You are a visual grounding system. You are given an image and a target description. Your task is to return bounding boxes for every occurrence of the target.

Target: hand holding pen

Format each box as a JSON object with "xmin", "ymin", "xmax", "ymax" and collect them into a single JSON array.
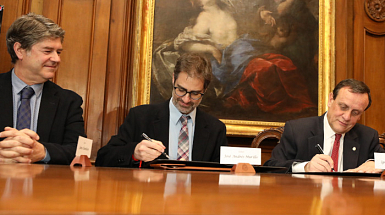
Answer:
[
  {"xmin": 313, "ymin": 144, "xmax": 335, "ymax": 172},
  {"xmin": 133, "ymin": 133, "xmax": 169, "ymax": 162},
  {"xmin": 141, "ymin": 133, "xmax": 170, "ymax": 159}
]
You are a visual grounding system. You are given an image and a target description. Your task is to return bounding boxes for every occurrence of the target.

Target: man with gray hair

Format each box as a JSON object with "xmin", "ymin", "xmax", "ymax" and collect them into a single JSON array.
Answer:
[{"xmin": 0, "ymin": 13, "xmax": 86, "ymax": 164}]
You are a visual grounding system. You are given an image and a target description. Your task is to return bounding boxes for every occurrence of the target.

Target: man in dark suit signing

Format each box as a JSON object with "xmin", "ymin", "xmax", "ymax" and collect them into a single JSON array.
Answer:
[
  {"xmin": 265, "ymin": 79, "xmax": 385, "ymax": 173},
  {"xmin": 96, "ymin": 52, "xmax": 227, "ymax": 167},
  {"xmin": 0, "ymin": 13, "xmax": 85, "ymax": 164}
]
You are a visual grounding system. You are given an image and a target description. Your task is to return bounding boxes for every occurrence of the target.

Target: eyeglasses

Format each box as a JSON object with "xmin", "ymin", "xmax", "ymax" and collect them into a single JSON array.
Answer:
[{"xmin": 173, "ymin": 86, "xmax": 204, "ymax": 100}]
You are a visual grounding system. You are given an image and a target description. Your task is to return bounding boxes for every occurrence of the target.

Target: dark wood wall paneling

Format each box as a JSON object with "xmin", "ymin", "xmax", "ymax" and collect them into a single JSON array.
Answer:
[
  {"xmin": 1, "ymin": 0, "xmax": 385, "ymax": 160},
  {"xmin": 336, "ymin": 0, "xmax": 385, "ymax": 134},
  {"xmin": 354, "ymin": 0, "xmax": 385, "ymax": 134}
]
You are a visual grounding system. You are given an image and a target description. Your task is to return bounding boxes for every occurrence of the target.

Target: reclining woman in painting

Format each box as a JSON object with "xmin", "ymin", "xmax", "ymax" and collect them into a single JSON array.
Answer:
[{"xmin": 152, "ymin": 0, "xmax": 317, "ymax": 119}]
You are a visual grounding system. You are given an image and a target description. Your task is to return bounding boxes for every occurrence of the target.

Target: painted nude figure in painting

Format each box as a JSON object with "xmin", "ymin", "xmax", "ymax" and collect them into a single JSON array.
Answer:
[{"xmin": 151, "ymin": 0, "xmax": 318, "ymax": 121}]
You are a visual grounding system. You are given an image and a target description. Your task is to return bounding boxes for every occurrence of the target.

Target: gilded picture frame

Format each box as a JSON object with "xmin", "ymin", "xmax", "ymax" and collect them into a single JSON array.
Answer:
[{"xmin": 131, "ymin": 0, "xmax": 335, "ymax": 136}]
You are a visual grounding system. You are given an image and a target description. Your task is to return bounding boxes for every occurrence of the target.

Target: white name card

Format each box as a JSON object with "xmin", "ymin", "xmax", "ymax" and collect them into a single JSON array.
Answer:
[
  {"xmin": 374, "ymin": 153, "xmax": 385, "ymax": 169},
  {"xmin": 220, "ymin": 146, "xmax": 261, "ymax": 165},
  {"xmin": 75, "ymin": 136, "xmax": 93, "ymax": 158}
]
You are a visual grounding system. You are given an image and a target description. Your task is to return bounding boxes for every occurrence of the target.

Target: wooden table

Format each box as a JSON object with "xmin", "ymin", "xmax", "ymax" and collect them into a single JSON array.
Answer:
[{"xmin": 0, "ymin": 164, "xmax": 384, "ymax": 214}]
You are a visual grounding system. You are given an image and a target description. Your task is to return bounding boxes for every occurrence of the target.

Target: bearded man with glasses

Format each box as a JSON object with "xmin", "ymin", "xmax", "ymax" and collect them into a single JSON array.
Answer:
[{"xmin": 96, "ymin": 53, "xmax": 228, "ymax": 167}]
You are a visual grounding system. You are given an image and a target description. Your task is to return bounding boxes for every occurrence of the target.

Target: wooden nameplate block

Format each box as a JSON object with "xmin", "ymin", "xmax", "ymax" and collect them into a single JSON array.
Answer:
[
  {"xmin": 70, "ymin": 155, "xmax": 92, "ymax": 167},
  {"xmin": 382, "ymin": 170, "xmax": 385, "ymax": 178},
  {"xmin": 231, "ymin": 163, "xmax": 256, "ymax": 174}
]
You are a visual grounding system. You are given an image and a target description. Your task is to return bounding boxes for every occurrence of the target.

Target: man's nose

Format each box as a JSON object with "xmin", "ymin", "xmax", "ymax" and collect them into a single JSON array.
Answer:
[
  {"xmin": 51, "ymin": 52, "xmax": 61, "ymax": 62},
  {"xmin": 181, "ymin": 93, "xmax": 192, "ymax": 103},
  {"xmin": 342, "ymin": 111, "xmax": 351, "ymax": 121}
]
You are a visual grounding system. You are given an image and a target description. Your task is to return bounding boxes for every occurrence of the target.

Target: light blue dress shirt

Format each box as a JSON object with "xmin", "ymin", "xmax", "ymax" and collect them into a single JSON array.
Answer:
[
  {"xmin": 168, "ymin": 98, "xmax": 196, "ymax": 161},
  {"xmin": 11, "ymin": 69, "xmax": 50, "ymax": 162}
]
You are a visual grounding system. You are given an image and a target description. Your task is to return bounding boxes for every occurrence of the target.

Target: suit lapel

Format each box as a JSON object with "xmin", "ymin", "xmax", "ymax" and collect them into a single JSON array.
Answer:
[
  {"xmin": 192, "ymin": 108, "xmax": 209, "ymax": 161},
  {"xmin": 342, "ymin": 130, "xmax": 359, "ymax": 170},
  {"xmin": 37, "ymin": 81, "xmax": 59, "ymax": 142},
  {"xmin": 0, "ymin": 71, "xmax": 14, "ymax": 130},
  {"xmin": 307, "ymin": 115, "xmax": 325, "ymax": 159},
  {"xmin": 153, "ymin": 101, "xmax": 170, "ymax": 153}
]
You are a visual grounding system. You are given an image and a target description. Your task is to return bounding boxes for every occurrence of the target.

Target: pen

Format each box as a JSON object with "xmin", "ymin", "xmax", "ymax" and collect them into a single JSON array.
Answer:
[
  {"xmin": 315, "ymin": 144, "xmax": 335, "ymax": 172},
  {"xmin": 142, "ymin": 133, "xmax": 170, "ymax": 159}
]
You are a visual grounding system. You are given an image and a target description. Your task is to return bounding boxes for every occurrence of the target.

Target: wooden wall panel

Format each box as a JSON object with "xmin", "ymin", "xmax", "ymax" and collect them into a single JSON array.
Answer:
[
  {"xmin": 363, "ymin": 33, "xmax": 385, "ymax": 133},
  {"xmin": 102, "ymin": 0, "xmax": 128, "ymax": 148},
  {"xmin": 353, "ymin": 0, "xmax": 385, "ymax": 134},
  {"xmin": 0, "ymin": 0, "xmax": 25, "ymax": 73},
  {"xmin": 335, "ymin": 0, "xmax": 354, "ymax": 82},
  {"xmin": 101, "ymin": 0, "xmax": 135, "ymax": 148},
  {"xmin": 55, "ymin": 0, "xmax": 93, "ymax": 99},
  {"xmin": 85, "ymin": 0, "xmax": 111, "ymax": 160},
  {"xmin": 40, "ymin": 0, "xmax": 60, "ymax": 23}
]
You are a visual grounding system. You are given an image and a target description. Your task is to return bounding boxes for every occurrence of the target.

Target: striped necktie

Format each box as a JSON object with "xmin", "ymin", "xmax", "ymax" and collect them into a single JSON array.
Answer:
[{"xmin": 177, "ymin": 115, "xmax": 190, "ymax": 161}]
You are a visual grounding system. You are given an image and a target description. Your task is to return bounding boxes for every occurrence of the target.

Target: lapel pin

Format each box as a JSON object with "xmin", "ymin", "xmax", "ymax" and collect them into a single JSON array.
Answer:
[{"xmin": 352, "ymin": 147, "xmax": 356, "ymax": 151}]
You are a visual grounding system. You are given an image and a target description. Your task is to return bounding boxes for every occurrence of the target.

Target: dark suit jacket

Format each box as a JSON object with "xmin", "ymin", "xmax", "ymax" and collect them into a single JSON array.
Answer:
[
  {"xmin": 95, "ymin": 100, "xmax": 228, "ymax": 167},
  {"xmin": 264, "ymin": 114, "xmax": 385, "ymax": 171},
  {"xmin": 0, "ymin": 70, "xmax": 86, "ymax": 164}
]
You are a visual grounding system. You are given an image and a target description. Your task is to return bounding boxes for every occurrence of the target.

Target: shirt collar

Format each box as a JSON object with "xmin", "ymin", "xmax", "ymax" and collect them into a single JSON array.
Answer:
[
  {"xmin": 169, "ymin": 98, "xmax": 196, "ymax": 125},
  {"xmin": 12, "ymin": 69, "xmax": 44, "ymax": 97}
]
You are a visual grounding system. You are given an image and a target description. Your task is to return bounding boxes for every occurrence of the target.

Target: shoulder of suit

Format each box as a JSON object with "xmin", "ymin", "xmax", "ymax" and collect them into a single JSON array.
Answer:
[
  {"xmin": 196, "ymin": 107, "xmax": 225, "ymax": 126},
  {"xmin": 0, "ymin": 70, "xmax": 12, "ymax": 79},
  {"xmin": 130, "ymin": 101, "xmax": 167, "ymax": 113},
  {"xmin": 285, "ymin": 115, "xmax": 320, "ymax": 129},
  {"xmin": 44, "ymin": 80, "xmax": 82, "ymax": 100},
  {"xmin": 351, "ymin": 123, "xmax": 378, "ymax": 134}
]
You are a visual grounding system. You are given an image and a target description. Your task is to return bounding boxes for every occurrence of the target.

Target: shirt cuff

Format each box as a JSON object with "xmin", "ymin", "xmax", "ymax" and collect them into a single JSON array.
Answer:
[
  {"xmin": 292, "ymin": 161, "xmax": 308, "ymax": 172},
  {"xmin": 40, "ymin": 148, "xmax": 51, "ymax": 163}
]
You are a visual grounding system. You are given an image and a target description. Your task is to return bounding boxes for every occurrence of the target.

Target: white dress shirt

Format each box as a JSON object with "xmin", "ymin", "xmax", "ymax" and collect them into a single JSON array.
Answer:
[
  {"xmin": 168, "ymin": 98, "xmax": 196, "ymax": 161},
  {"xmin": 292, "ymin": 113, "xmax": 345, "ymax": 172}
]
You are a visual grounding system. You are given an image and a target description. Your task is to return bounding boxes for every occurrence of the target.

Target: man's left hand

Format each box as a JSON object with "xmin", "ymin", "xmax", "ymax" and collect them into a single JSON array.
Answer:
[
  {"xmin": 0, "ymin": 127, "xmax": 46, "ymax": 163},
  {"xmin": 345, "ymin": 161, "xmax": 383, "ymax": 173}
]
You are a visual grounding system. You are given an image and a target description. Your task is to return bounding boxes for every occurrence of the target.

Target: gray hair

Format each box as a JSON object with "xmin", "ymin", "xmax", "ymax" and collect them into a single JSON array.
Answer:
[{"xmin": 6, "ymin": 13, "xmax": 65, "ymax": 63}]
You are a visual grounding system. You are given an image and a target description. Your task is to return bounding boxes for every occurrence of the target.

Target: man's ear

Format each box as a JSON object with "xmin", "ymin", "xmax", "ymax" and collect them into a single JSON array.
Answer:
[
  {"xmin": 172, "ymin": 73, "xmax": 175, "ymax": 85},
  {"xmin": 13, "ymin": 42, "xmax": 24, "ymax": 60}
]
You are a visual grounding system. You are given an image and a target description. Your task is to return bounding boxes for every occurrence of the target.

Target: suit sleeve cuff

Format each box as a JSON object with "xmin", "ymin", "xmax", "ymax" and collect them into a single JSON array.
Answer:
[{"xmin": 132, "ymin": 155, "xmax": 142, "ymax": 168}]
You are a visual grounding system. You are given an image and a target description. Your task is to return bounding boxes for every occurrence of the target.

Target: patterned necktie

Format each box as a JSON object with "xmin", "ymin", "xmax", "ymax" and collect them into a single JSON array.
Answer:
[
  {"xmin": 16, "ymin": 86, "xmax": 35, "ymax": 130},
  {"xmin": 177, "ymin": 115, "xmax": 189, "ymax": 161},
  {"xmin": 331, "ymin": 134, "xmax": 342, "ymax": 172}
]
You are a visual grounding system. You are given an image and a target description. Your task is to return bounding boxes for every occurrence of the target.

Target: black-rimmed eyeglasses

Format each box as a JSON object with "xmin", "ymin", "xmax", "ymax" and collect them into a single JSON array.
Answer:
[{"xmin": 173, "ymin": 86, "xmax": 204, "ymax": 100}]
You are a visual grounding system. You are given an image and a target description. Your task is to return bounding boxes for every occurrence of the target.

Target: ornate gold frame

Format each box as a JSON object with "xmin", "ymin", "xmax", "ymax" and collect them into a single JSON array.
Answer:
[{"xmin": 131, "ymin": 0, "xmax": 335, "ymax": 136}]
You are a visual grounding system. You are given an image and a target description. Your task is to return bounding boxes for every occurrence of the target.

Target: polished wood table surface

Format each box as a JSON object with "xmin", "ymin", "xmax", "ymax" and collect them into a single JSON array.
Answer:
[{"xmin": 0, "ymin": 164, "xmax": 384, "ymax": 215}]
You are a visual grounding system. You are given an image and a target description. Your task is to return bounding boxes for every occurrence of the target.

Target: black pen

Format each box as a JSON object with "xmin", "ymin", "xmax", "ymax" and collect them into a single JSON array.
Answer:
[
  {"xmin": 315, "ymin": 144, "xmax": 335, "ymax": 172},
  {"xmin": 141, "ymin": 133, "xmax": 170, "ymax": 159}
]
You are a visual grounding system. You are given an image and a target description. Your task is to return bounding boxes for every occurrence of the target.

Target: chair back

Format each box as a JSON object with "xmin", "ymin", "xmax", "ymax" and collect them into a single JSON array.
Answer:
[{"xmin": 251, "ymin": 127, "xmax": 284, "ymax": 165}]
